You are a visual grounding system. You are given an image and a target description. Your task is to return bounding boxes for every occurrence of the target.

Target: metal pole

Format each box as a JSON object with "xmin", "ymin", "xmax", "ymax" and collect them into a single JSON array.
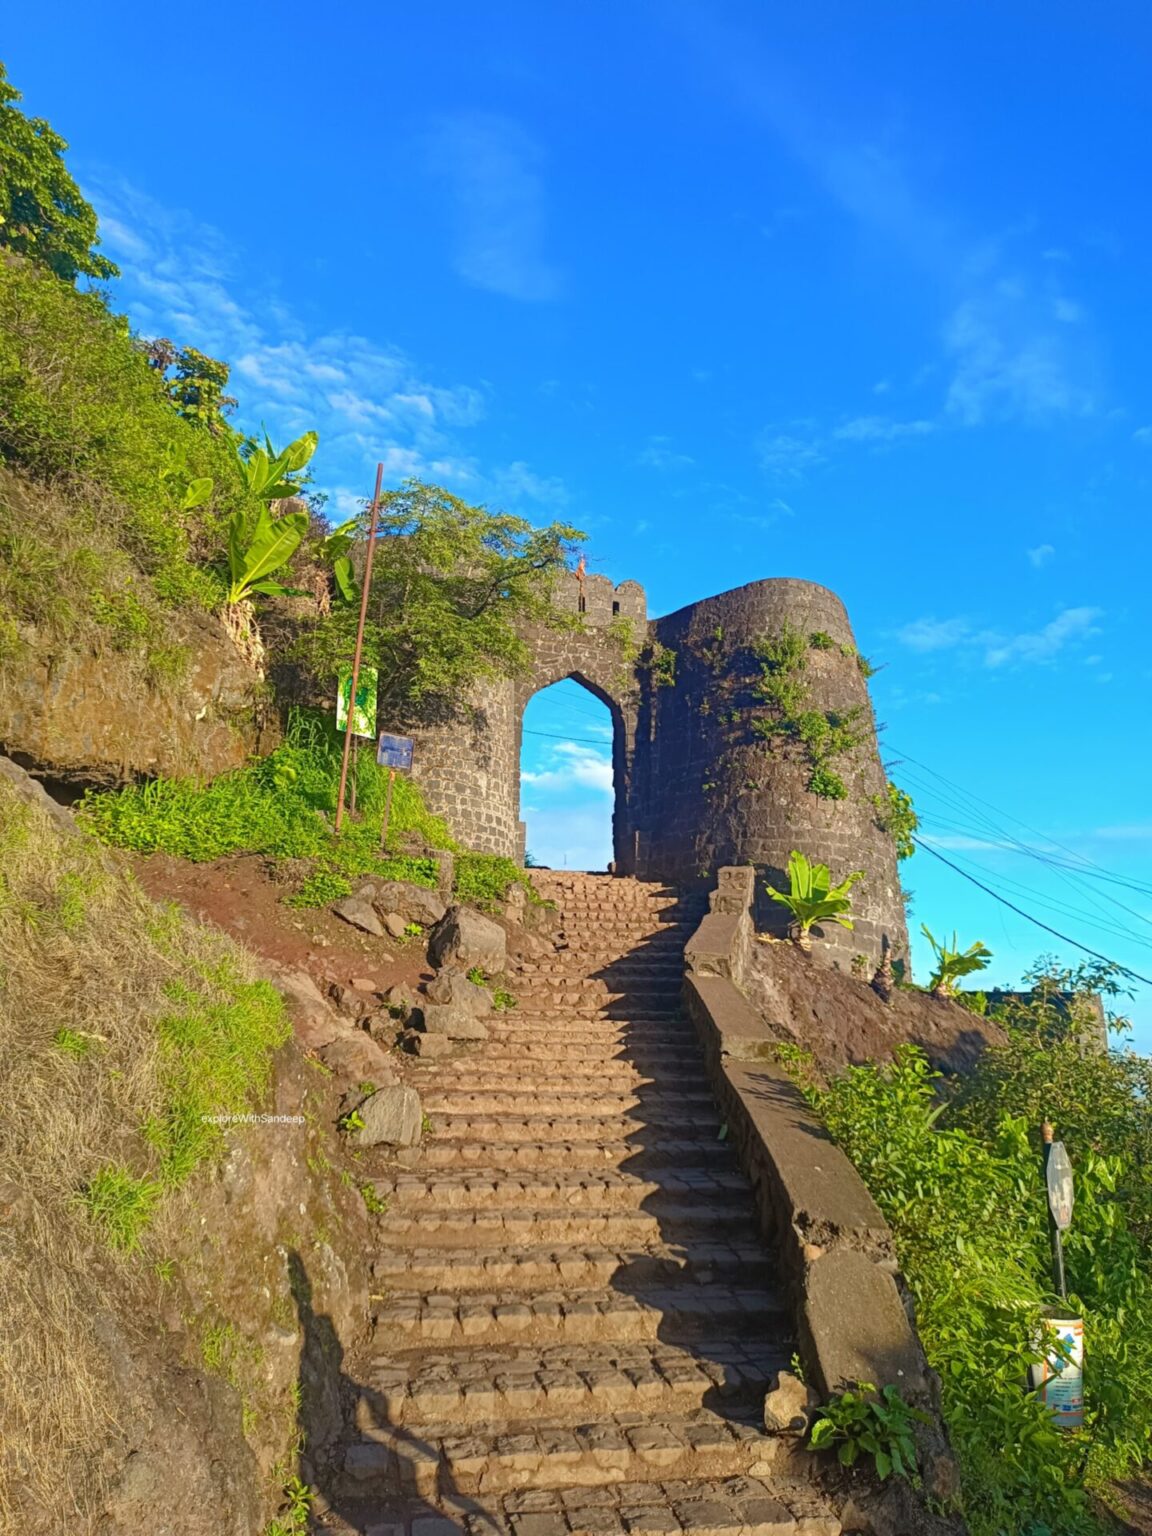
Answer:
[
  {"xmin": 335, "ymin": 462, "xmax": 384, "ymax": 832},
  {"xmin": 1042, "ymin": 1121, "xmax": 1068, "ymax": 1299},
  {"xmin": 380, "ymin": 768, "xmax": 396, "ymax": 851}
]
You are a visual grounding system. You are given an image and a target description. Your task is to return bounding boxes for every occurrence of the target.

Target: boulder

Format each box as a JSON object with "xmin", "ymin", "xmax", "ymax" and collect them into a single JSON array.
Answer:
[
  {"xmin": 383, "ymin": 983, "xmax": 417, "ymax": 1018},
  {"xmin": 319, "ymin": 1030, "xmax": 396, "ymax": 1088},
  {"xmin": 382, "ymin": 912, "xmax": 407, "ymax": 940},
  {"xmin": 331, "ymin": 897, "xmax": 386, "ymax": 937},
  {"xmin": 354, "ymin": 1084, "xmax": 422, "ymax": 1148},
  {"xmin": 427, "ymin": 906, "xmax": 507, "ymax": 976},
  {"xmin": 404, "ymin": 1028, "xmax": 454, "ymax": 1058},
  {"xmin": 356, "ymin": 880, "xmax": 446, "ymax": 927},
  {"xmin": 762, "ymin": 1370, "xmax": 818, "ymax": 1433},
  {"xmin": 272, "ymin": 967, "xmax": 341, "ymax": 1051},
  {"xmin": 417, "ymin": 1001, "xmax": 490, "ymax": 1041},
  {"xmin": 424, "ymin": 966, "xmax": 492, "ymax": 1014}
]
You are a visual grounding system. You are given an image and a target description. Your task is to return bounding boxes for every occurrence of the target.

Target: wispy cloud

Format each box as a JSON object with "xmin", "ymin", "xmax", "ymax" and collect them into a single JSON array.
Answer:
[
  {"xmin": 832, "ymin": 415, "xmax": 936, "ymax": 444},
  {"xmin": 944, "ymin": 285, "xmax": 1097, "ymax": 426},
  {"xmin": 895, "ymin": 617, "xmax": 973, "ymax": 653},
  {"xmin": 1027, "ymin": 543, "xmax": 1056, "ymax": 568},
  {"xmin": 896, "ymin": 606, "xmax": 1103, "ymax": 668},
  {"xmin": 757, "ymin": 429, "xmax": 824, "ymax": 480},
  {"xmin": 983, "ymin": 606, "xmax": 1102, "ymax": 668},
  {"xmin": 88, "ymin": 174, "xmax": 561, "ymax": 511},
  {"xmin": 522, "ymin": 742, "xmax": 613, "ymax": 795},
  {"xmin": 637, "ymin": 435, "xmax": 694, "ymax": 471},
  {"xmin": 1134, "ymin": 426, "xmax": 1152, "ymax": 445},
  {"xmin": 424, "ymin": 113, "xmax": 562, "ymax": 302}
]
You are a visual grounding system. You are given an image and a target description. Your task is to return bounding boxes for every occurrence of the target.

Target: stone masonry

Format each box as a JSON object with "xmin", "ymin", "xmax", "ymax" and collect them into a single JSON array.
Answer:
[
  {"xmin": 330, "ymin": 873, "xmax": 843, "ymax": 1535},
  {"xmin": 406, "ymin": 573, "xmax": 907, "ymax": 971}
]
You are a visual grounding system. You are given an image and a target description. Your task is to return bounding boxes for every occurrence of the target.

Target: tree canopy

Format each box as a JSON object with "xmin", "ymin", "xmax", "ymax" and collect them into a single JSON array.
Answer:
[
  {"xmin": 293, "ymin": 480, "xmax": 584, "ymax": 717},
  {"xmin": 0, "ymin": 61, "xmax": 118, "ymax": 283}
]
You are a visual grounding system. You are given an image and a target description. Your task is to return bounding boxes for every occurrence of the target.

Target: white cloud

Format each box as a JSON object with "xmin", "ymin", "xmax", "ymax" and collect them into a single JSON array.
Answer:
[
  {"xmin": 1054, "ymin": 298, "xmax": 1083, "ymax": 323},
  {"xmin": 490, "ymin": 460, "xmax": 569, "ymax": 508},
  {"xmin": 983, "ymin": 606, "xmax": 1102, "ymax": 668},
  {"xmin": 521, "ymin": 742, "xmax": 613, "ymax": 795},
  {"xmin": 1027, "ymin": 543, "xmax": 1056, "ymax": 568},
  {"xmin": 1133, "ymin": 426, "xmax": 1152, "ymax": 444},
  {"xmin": 637, "ymin": 435, "xmax": 694, "ymax": 471},
  {"xmin": 424, "ymin": 113, "xmax": 563, "ymax": 302},
  {"xmin": 896, "ymin": 617, "xmax": 972, "ymax": 652},
  {"xmin": 86, "ymin": 174, "xmax": 560, "ymax": 513},
  {"xmin": 897, "ymin": 606, "xmax": 1104, "ymax": 669},
  {"xmin": 1092, "ymin": 824, "xmax": 1152, "ymax": 841},
  {"xmin": 757, "ymin": 430, "xmax": 824, "ymax": 479},
  {"xmin": 943, "ymin": 286, "xmax": 1096, "ymax": 426},
  {"xmin": 832, "ymin": 415, "xmax": 936, "ymax": 444}
]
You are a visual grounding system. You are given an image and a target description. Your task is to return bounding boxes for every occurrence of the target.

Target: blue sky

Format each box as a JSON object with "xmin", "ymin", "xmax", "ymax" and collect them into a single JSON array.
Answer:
[{"xmin": 7, "ymin": 2, "xmax": 1152, "ymax": 1041}]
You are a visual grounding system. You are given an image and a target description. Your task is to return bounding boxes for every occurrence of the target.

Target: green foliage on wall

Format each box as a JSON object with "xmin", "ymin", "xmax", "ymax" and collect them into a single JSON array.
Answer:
[
  {"xmin": 784, "ymin": 964, "xmax": 1152, "ymax": 1536},
  {"xmin": 749, "ymin": 623, "xmax": 868, "ymax": 800},
  {"xmin": 872, "ymin": 780, "xmax": 919, "ymax": 859}
]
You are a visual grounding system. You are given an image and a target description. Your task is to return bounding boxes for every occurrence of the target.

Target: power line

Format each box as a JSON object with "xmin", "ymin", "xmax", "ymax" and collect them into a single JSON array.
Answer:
[
  {"xmin": 911, "ymin": 835, "xmax": 1152, "ymax": 987},
  {"xmin": 523, "ymin": 729, "xmax": 612, "ymax": 746}
]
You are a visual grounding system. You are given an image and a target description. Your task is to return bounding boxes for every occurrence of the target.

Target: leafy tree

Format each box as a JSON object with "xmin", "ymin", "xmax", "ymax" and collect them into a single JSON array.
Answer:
[
  {"xmin": 0, "ymin": 61, "xmax": 118, "ymax": 283},
  {"xmin": 765, "ymin": 849, "xmax": 863, "ymax": 950},
  {"xmin": 292, "ymin": 479, "xmax": 583, "ymax": 719},
  {"xmin": 143, "ymin": 338, "xmax": 237, "ymax": 434}
]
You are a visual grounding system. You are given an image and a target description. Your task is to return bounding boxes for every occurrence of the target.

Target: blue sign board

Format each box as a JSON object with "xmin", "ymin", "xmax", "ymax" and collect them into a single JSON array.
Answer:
[{"xmin": 376, "ymin": 733, "xmax": 414, "ymax": 771}]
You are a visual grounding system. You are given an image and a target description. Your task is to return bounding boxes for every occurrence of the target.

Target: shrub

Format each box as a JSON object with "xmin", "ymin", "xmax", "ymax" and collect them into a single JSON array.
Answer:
[
  {"xmin": 785, "ymin": 977, "xmax": 1152, "ymax": 1536},
  {"xmin": 0, "ymin": 253, "xmax": 244, "ymax": 606}
]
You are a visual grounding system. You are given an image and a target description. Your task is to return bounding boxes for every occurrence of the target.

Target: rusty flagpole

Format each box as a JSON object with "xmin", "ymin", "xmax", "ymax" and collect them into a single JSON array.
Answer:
[{"xmin": 334, "ymin": 462, "xmax": 385, "ymax": 832}]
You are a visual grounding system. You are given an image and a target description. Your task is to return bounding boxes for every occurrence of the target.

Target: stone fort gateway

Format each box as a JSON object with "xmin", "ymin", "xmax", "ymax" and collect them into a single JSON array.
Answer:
[{"xmin": 407, "ymin": 570, "xmax": 909, "ymax": 971}]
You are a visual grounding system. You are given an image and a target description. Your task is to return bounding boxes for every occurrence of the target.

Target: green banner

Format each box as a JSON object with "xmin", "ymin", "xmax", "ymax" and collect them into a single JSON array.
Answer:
[{"xmin": 336, "ymin": 667, "xmax": 378, "ymax": 738}]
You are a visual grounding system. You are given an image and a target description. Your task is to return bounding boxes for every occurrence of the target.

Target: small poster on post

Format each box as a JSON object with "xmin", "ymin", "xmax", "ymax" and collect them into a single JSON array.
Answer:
[
  {"xmin": 376, "ymin": 733, "xmax": 414, "ymax": 771},
  {"xmin": 1031, "ymin": 1315, "xmax": 1084, "ymax": 1429},
  {"xmin": 336, "ymin": 667, "xmax": 378, "ymax": 739}
]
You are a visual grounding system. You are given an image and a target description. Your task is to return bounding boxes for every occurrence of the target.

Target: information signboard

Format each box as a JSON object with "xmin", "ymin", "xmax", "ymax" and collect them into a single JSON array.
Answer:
[{"xmin": 376, "ymin": 733, "xmax": 414, "ymax": 771}]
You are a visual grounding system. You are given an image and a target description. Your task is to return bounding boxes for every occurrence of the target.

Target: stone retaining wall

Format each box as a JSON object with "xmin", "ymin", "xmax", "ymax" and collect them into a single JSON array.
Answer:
[{"xmin": 684, "ymin": 866, "xmax": 965, "ymax": 1533}]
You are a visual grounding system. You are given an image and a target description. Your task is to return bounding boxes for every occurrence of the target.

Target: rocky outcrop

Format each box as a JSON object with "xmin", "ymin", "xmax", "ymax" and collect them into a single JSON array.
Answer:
[
  {"xmin": 427, "ymin": 904, "xmax": 507, "ymax": 975},
  {"xmin": 0, "ymin": 611, "xmax": 271, "ymax": 788}
]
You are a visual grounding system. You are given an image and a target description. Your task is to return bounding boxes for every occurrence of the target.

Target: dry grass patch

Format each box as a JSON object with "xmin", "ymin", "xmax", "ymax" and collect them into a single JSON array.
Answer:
[{"xmin": 0, "ymin": 777, "xmax": 289, "ymax": 1526}]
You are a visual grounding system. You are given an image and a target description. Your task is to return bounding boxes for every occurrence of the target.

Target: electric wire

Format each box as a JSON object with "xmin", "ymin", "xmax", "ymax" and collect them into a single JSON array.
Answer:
[{"xmin": 910, "ymin": 836, "xmax": 1152, "ymax": 987}]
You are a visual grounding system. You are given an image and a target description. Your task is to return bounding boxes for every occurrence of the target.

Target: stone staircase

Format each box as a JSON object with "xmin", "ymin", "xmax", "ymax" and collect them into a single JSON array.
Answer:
[{"xmin": 331, "ymin": 872, "xmax": 841, "ymax": 1536}]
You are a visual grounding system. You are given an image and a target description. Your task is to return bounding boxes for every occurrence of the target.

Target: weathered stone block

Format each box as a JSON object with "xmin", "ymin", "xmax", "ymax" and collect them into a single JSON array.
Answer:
[
  {"xmin": 354, "ymin": 1084, "xmax": 422, "ymax": 1148},
  {"xmin": 427, "ymin": 905, "xmax": 507, "ymax": 975}
]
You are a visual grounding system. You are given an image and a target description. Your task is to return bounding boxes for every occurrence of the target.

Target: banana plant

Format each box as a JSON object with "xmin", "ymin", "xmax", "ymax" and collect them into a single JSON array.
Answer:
[
  {"xmin": 767, "ymin": 850, "xmax": 863, "ymax": 951},
  {"xmin": 317, "ymin": 516, "xmax": 361, "ymax": 604},
  {"xmin": 921, "ymin": 926, "xmax": 992, "ymax": 998},
  {"xmin": 237, "ymin": 429, "xmax": 318, "ymax": 501},
  {"xmin": 223, "ymin": 431, "xmax": 318, "ymax": 605}
]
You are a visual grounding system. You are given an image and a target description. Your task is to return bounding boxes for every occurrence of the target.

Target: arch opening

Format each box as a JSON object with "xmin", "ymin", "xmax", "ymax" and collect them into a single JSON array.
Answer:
[{"xmin": 518, "ymin": 677, "xmax": 619, "ymax": 872}]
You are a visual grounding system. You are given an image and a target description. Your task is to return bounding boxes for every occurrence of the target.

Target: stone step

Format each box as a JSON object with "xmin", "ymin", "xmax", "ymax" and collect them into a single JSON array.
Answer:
[
  {"xmin": 337, "ymin": 1461, "xmax": 837, "ymax": 1532},
  {"xmin": 377, "ymin": 1200, "xmax": 756, "ymax": 1248},
  {"xmin": 340, "ymin": 1413, "xmax": 804, "ymax": 1506},
  {"xmin": 376, "ymin": 1168, "xmax": 747, "ymax": 1210},
  {"xmin": 426, "ymin": 1107, "xmax": 721, "ymax": 1143},
  {"xmin": 514, "ymin": 982, "xmax": 684, "ymax": 999},
  {"xmin": 420, "ymin": 1086, "xmax": 716, "ymax": 1118},
  {"xmin": 409, "ymin": 1064, "xmax": 706, "ymax": 1092},
  {"xmin": 476, "ymin": 1038, "xmax": 703, "ymax": 1062},
  {"xmin": 371, "ymin": 1238, "xmax": 774, "ymax": 1292},
  {"xmin": 418, "ymin": 1136, "xmax": 736, "ymax": 1172},
  {"xmin": 372, "ymin": 1282, "xmax": 788, "ymax": 1347},
  {"xmin": 485, "ymin": 1016, "xmax": 690, "ymax": 1036},
  {"xmin": 358, "ymin": 1338, "xmax": 789, "ymax": 1431}
]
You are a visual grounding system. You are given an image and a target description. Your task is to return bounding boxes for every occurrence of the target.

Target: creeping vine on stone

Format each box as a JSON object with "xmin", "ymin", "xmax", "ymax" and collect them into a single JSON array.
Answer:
[{"xmin": 749, "ymin": 624, "xmax": 868, "ymax": 800}]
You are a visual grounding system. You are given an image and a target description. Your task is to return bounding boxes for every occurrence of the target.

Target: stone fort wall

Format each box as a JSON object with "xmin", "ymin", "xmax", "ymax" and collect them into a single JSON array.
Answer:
[{"xmin": 406, "ymin": 570, "xmax": 908, "ymax": 968}]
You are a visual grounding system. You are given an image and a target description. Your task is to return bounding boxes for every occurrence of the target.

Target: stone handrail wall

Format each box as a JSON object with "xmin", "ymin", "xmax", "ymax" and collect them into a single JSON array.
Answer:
[{"xmin": 683, "ymin": 865, "xmax": 964, "ymax": 1527}]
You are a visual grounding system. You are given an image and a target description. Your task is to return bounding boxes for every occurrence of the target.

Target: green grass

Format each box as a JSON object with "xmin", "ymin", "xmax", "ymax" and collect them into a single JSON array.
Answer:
[
  {"xmin": 143, "ymin": 964, "xmax": 290, "ymax": 1186},
  {"xmin": 80, "ymin": 1165, "xmax": 163, "ymax": 1252},
  {"xmin": 83, "ymin": 709, "xmax": 530, "ymax": 910}
]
